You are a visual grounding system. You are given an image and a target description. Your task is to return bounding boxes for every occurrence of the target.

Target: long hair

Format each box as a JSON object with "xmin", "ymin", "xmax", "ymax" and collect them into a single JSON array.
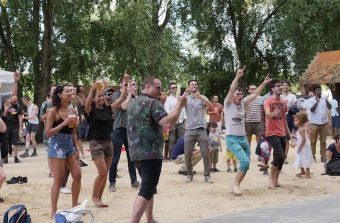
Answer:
[{"xmin": 52, "ymin": 85, "xmax": 67, "ymax": 109}]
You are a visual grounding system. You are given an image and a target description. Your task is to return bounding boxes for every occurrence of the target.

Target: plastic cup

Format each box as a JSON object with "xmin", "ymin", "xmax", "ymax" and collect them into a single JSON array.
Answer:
[
  {"xmin": 68, "ymin": 114, "xmax": 77, "ymax": 128},
  {"xmin": 103, "ymin": 77, "xmax": 110, "ymax": 86},
  {"xmin": 95, "ymin": 79, "xmax": 104, "ymax": 92}
]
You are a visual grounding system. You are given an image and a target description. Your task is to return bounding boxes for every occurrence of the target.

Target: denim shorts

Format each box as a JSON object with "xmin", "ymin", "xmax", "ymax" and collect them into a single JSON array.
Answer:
[
  {"xmin": 26, "ymin": 123, "xmax": 39, "ymax": 134},
  {"xmin": 48, "ymin": 132, "xmax": 76, "ymax": 159}
]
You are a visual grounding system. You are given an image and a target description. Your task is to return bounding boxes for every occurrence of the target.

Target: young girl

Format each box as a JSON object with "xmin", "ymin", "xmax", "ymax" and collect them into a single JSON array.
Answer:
[{"xmin": 293, "ymin": 111, "xmax": 314, "ymax": 178}]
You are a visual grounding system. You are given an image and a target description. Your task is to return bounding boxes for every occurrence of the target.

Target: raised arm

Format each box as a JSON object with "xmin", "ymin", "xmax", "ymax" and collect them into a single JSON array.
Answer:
[
  {"xmin": 159, "ymin": 93, "xmax": 187, "ymax": 128},
  {"xmin": 111, "ymin": 73, "xmax": 129, "ymax": 110},
  {"xmin": 246, "ymin": 74, "xmax": 271, "ymax": 104},
  {"xmin": 224, "ymin": 68, "xmax": 245, "ymax": 105},
  {"xmin": 11, "ymin": 71, "xmax": 20, "ymax": 96},
  {"xmin": 85, "ymin": 83, "xmax": 95, "ymax": 116}
]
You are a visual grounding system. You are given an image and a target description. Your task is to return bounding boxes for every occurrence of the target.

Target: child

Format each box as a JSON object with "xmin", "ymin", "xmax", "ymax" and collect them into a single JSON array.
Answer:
[
  {"xmin": 294, "ymin": 111, "xmax": 314, "ymax": 178},
  {"xmin": 208, "ymin": 121, "xmax": 222, "ymax": 172},
  {"xmin": 226, "ymin": 147, "xmax": 237, "ymax": 173}
]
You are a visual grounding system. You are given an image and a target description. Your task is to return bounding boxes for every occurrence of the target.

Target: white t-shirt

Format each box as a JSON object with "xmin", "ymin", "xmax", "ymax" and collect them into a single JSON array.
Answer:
[
  {"xmin": 164, "ymin": 94, "xmax": 187, "ymax": 123},
  {"xmin": 331, "ymin": 99, "xmax": 339, "ymax": 117},
  {"xmin": 305, "ymin": 96, "xmax": 329, "ymax": 125},
  {"xmin": 281, "ymin": 93, "xmax": 297, "ymax": 109},
  {"xmin": 224, "ymin": 99, "xmax": 249, "ymax": 136},
  {"xmin": 27, "ymin": 103, "xmax": 39, "ymax": 124}
]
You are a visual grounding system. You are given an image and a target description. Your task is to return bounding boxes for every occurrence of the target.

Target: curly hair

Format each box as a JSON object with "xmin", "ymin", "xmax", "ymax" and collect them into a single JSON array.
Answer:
[{"xmin": 294, "ymin": 111, "xmax": 309, "ymax": 127}]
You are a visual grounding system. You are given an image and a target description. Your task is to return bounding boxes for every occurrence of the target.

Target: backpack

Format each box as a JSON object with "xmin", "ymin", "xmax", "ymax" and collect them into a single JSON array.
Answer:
[
  {"xmin": 3, "ymin": 204, "xmax": 31, "ymax": 223},
  {"xmin": 255, "ymin": 137, "xmax": 272, "ymax": 158},
  {"xmin": 324, "ymin": 159, "xmax": 340, "ymax": 176}
]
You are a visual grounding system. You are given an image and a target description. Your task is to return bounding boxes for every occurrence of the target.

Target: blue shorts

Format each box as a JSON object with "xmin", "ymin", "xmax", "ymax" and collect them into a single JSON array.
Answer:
[
  {"xmin": 332, "ymin": 116, "xmax": 340, "ymax": 129},
  {"xmin": 48, "ymin": 132, "xmax": 76, "ymax": 159},
  {"xmin": 26, "ymin": 123, "xmax": 39, "ymax": 134}
]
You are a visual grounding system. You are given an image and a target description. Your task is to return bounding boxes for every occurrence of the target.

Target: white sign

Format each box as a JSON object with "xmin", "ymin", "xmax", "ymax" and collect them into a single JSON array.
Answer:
[{"xmin": 0, "ymin": 70, "xmax": 14, "ymax": 83}]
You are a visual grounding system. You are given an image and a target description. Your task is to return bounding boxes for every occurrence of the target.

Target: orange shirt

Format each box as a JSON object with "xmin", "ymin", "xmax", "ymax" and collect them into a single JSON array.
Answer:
[
  {"xmin": 208, "ymin": 103, "xmax": 223, "ymax": 122},
  {"xmin": 264, "ymin": 96, "xmax": 288, "ymax": 137}
]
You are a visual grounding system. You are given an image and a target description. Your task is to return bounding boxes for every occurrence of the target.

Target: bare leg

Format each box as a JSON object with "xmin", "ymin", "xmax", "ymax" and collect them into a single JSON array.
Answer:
[
  {"xmin": 305, "ymin": 168, "xmax": 311, "ymax": 178},
  {"xmin": 66, "ymin": 154, "xmax": 81, "ymax": 207},
  {"xmin": 268, "ymin": 165, "xmax": 277, "ymax": 189},
  {"xmin": 0, "ymin": 167, "xmax": 6, "ymax": 189},
  {"xmin": 92, "ymin": 157, "xmax": 108, "ymax": 206},
  {"xmin": 131, "ymin": 195, "xmax": 151, "ymax": 223},
  {"xmin": 77, "ymin": 140, "xmax": 85, "ymax": 158},
  {"xmin": 48, "ymin": 158, "xmax": 53, "ymax": 177},
  {"xmin": 145, "ymin": 197, "xmax": 155, "ymax": 223},
  {"xmin": 31, "ymin": 132, "xmax": 37, "ymax": 151},
  {"xmin": 274, "ymin": 169, "xmax": 282, "ymax": 187},
  {"xmin": 50, "ymin": 158, "xmax": 66, "ymax": 218},
  {"xmin": 232, "ymin": 160, "xmax": 237, "ymax": 170},
  {"xmin": 98, "ymin": 157, "xmax": 112, "ymax": 201},
  {"xmin": 25, "ymin": 133, "xmax": 31, "ymax": 153},
  {"xmin": 232, "ymin": 171, "xmax": 245, "ymax": 195},
  {"xmin": 226, "ymin": 159, "xmax": 231, "ymax": 169}
]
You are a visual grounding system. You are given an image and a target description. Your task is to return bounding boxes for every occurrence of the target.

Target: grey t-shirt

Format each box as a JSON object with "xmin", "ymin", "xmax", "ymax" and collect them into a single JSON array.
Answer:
[
  {"xmin": 185, "ymin": 95, "xmax": 208, "ymax": 129},
  {"xmin": 224, "ymin": 99, "xmax": 249, "ymax": 136},
  {"xmin": 112, "ymin": 91, "xmax": 127, "ymax": 131}
]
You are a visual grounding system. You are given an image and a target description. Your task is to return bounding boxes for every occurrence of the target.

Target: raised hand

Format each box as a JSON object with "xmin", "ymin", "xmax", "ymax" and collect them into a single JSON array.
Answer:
[
  {"xmin": 263, "ymin": 74, "xmax": 271, "ymax": 84},
  {"xmin": 236, "ymin": 66, "xmax": 246, "ymax": 77},
  {"xmin": 14, "ymin": 70, "xmax": 21, "ymax": 82}
]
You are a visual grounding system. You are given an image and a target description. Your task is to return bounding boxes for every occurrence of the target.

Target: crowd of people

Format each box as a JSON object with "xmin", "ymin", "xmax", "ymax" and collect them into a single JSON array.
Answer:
[{"xmin": 0, "ymin": 68, "xmax": 339, "ymax": 222}]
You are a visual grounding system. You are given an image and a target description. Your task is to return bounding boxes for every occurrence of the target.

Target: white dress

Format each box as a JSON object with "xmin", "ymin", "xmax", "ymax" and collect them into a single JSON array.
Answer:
[{"xmin": 294, "ymin": 129, "xmax": 314, "ymax": 168}]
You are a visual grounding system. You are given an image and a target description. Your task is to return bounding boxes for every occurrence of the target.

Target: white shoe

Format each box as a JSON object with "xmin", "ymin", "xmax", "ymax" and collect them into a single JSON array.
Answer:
[{"xmin": 60, "ymin": 187, "xmax": 71, "ymax": 194}]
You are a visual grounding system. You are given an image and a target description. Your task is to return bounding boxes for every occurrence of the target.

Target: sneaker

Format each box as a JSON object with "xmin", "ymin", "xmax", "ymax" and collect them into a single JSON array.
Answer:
[
  {"xmin": 213, "ymin": 168, "xmax": 220, "ymax": 172},
  {"xmin": 233, "ymin": 168, "xmax": 238, "ymax": 172},
  {"xmin": 210, "ymin": 168, "xmax": 215, "ymax": 173},
  {"xmin": 30, "ymin": 152, "xmax": 37, "ymax": 157},
  {"xmin": 20, "ymin": 152, "xmax": 28, "ymax": 158},
  {"xmin": 321, "ymin": 157, "xmax": 326, "ymax": 163},
  {"xmin": 109, "ymin": 183, "xmax": 116, "ymax": 192},
  {"xmin": 131, "ymin": 181, "xmax": 140, "ymax": 188},
  {"xmin": 14, "ymin": 157, "xmax": 21, "ymax": 163},
  {"xmin": 227, "ymin": 168, "xmax": 232, "ymax": 173},
  {"xmin": 18, "ymin": 176, "xmax": 27, "ymax": 184},
  {"xmin": 204, "ymin": 176, "xmax": 214, "ymax": 183},
  {"xmin": 60, "ymin": 187, "xmax": 71, "ymax": 194},
  {"xmin": 79, "ymin": 160, "xmax": 88, "ymax": 167},
  {"xmin": 6, "ymin": 177, "xmax": 19, "ymax": 184},
  {"xmin": 185, "ymin": 175, "xmax": 193, "ymax": 183}
]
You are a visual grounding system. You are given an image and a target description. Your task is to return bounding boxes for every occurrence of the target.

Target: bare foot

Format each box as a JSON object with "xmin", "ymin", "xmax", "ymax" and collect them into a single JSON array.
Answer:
[
  {"xmin": 92, "ymin": 198, "xmax": 109, "ymax": 208},
  {"xmin": 50, "ymin": 213, "xmax": 55, "ymax": 219},
  {"xmin": 274, "ymin": 182, "xmax": 282, "ymax": 187},
  {"xmin": 232, "ymin": 185, "xmax": 242, "ymax": 196},
  {"xmin": 305, "ymin": 175, "xmax": 311, "ymax": 179},
  {"xmin": 268, "ymin": 178, "xmax": 275, "ymax": 189},
  {"xmin": 296, "ymin": 173, "xmax": 306, "ymax": 177}
]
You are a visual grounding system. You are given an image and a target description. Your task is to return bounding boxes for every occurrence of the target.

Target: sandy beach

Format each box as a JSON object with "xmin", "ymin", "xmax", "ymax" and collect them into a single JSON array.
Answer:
[{"xmin": 1, "ymin": 138, "xmax": 340, "ymax": 223}]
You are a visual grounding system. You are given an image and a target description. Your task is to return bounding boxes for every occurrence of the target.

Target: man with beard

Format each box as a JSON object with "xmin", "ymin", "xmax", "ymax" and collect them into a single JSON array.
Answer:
[
  {"xmin": 224, "ymin": 68, "xmax": 270, "ymax": 195},
  {"xmin": 304, "ymin": 85, "xmax": 331, "ymax": 162},
  {"xmin": 264, "ymin": 79, "xmax": 291, "ymax": 189}
]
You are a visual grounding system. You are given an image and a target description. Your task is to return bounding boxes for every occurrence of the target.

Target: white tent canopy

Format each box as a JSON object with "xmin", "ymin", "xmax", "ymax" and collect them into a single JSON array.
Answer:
[{"xmin": 0, "ymin": 69, "xmax": 15, "ymax": 83}]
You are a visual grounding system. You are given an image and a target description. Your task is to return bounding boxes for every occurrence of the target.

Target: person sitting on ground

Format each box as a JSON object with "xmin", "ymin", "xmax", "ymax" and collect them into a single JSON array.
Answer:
[
  {"xmin": 208, "ymin": 121, "xmax": 222, "ymax": 172},
  {"xmin": 0, "ymin": 117, "xmax": 7, "ymax": 203},
  {"xmin": 326, "ymin": 134, "xmax": 340, "ymax": 162},
  {"xmin": 170, "ymin": 136, "xmax": 202, "ymax": 175}
]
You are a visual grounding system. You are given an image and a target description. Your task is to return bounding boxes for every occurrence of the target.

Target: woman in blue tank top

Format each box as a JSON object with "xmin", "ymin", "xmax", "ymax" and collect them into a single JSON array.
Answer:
[{"xmin": 45, "ymin": 84, "xmax": 81, "ymax": 218}]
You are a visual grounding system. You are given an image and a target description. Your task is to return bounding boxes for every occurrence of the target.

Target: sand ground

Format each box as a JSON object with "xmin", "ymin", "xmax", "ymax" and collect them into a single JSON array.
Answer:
[{"xmin": 1, "ymin": 137, "xmax": 340, "ymax": 223}]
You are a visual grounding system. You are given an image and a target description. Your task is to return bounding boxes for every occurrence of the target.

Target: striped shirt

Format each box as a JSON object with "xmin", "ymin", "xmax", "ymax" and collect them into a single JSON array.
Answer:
[{"xmin": 245, "ymin": 95, "xmax": 263, "ymax": 122}]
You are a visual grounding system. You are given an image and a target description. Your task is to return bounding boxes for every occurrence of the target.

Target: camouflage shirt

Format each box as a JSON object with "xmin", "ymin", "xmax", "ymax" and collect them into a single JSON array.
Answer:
[{"xmin": 127, "ymin": 93, "xmax": 167, "ymax": 161}]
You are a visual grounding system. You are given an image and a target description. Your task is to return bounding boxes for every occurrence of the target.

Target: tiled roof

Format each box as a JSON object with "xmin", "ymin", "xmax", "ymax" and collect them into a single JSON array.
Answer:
[{"xmin": 300, "ymin": 50, "xmax": 340, "ymax": 86}]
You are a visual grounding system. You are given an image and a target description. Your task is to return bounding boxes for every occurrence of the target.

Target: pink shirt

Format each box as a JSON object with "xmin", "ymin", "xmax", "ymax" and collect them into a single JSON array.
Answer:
[{"xmin": 264, "ymin": 96, "xmax": 288, "ymax": 137}]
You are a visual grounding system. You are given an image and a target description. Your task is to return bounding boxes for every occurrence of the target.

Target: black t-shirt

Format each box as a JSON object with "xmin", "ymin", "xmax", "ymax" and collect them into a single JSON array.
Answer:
[
  {"xmin": 327, "ymin": 143, "xmax": 340, "ymax": 160},
  {"xmin": 87, "ymin": 104, "xmax": 113, "ymax": 140},
  {"xmin": 5, "ymin": 104, "xmax": 23, "ymax": 127}
]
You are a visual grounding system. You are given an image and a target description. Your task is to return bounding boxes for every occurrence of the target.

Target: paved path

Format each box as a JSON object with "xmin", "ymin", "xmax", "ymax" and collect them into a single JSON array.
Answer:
[{"xmin": 199, "ymin": 195, "xmax": 340, "ymax": 223}]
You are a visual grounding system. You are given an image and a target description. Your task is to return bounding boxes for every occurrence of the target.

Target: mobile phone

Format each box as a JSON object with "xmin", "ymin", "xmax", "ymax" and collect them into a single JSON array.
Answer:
[{"xmin": 180, "ymin": 87, "xmax": 186, "ymax": 95}]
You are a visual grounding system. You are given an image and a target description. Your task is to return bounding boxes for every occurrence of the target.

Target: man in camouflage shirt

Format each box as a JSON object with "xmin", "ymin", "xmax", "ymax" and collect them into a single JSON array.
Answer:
[{"xmin": 127, "ymin": 76, "xmax": 186, "ymax": 223}]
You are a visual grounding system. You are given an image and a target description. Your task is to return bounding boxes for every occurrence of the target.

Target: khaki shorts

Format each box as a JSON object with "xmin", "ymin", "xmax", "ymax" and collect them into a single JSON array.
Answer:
[
  {"xmin": 210, "ymin": 150, "xmax": 219, "ymax": 163},
  {"xmin": 245, "ymin": 122, "xmax": 264, "ymax": 138},
  {"xmin": 90, "ymin": 139, "xmax": 113, "ymax": 159}
]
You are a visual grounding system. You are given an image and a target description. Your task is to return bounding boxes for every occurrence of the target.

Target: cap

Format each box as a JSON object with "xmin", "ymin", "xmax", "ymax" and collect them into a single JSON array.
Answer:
[{"xmin": 103, "ymin": 87, "xmax": 114, "ymax": 94}]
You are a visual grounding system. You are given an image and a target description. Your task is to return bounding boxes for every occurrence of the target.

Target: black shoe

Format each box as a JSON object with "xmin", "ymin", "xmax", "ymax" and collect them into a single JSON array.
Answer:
[
  {"xmin": 6, "ymin": 177, "xmax": 19, "ymax": 184},
  {"xmin": 30, "ymin": 152, "xmax": 37, "ymax": 157},
  {"xmin": 210, "ymin": 168, "xmax": 215, "ymax": 173},
  {"xmin": 234, "ymin": 168, "xmax": 238, "ymax": 172},
  {"xmin": 178, "ymin": 170, "xmax": 187, "ymax": 175},
  {"xmin": 20, "ymin": 152, "xmax": 28, "ymax": 158},
  {"xmin": 79, "ymin": 160, "xmax": 88, "ymax": 167},
  {"xmin": 214, "ymin": 168, "xmax": 220, "ymax": 172},
  {"xmin": 3, "ymin": 158, "xmax": 8, "ymax": 164},
  {"xmin": 18, "ymin": 176, "xmax": 28, "ymax": 184},
  {"xmin": 14, "ymin": 157, "xmax": 21, "ymax": 163}
]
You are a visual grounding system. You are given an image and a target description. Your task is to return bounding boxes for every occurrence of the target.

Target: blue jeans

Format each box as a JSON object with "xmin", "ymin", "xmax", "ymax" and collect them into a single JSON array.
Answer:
[
  {"xmin": 226, "ymin": 135, "xmax": 250, "ymax": 173},
  {"xmin": 109, "ymin": 127, "xmax": 137, "ymax": 185}
]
